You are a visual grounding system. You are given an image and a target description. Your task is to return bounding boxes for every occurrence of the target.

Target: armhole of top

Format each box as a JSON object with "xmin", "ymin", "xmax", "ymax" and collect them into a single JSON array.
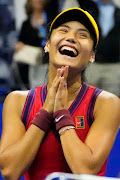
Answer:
[
  {"xmin": 21, "ymin": 89, "xmax": 36, "ymax": 127},
  {"xmin": 87, "ymin": 88, "xmax": 102, "ymax": 127}
]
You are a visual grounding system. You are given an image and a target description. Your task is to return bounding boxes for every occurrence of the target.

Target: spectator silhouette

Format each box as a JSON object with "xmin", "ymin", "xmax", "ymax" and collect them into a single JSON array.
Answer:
[
  {"xmin": 94, "ymin": 0, "xmax": 120, "ymax": 62},
  {"xmin": 14, "ymin": 0, "xmax": 59, "ymax": 89}
]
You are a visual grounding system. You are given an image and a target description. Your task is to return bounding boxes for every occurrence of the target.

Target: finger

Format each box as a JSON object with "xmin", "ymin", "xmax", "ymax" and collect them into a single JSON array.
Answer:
[
  {"xmin": 52, "ymin": 77, "xmax": 61, "ymax": 90},
  {"xmin": 52, "ymin": 69, "xmax": 61, "ymax": 90},
  {"xmin": 58, "ymin": 77, "xmax": 67, "ymax": 90},
  {"xmin": 57, "ymin": 68, "xmax": 62, "ymax": 78},
  {"xmin": 52, "ymin": 67, "xmax": 68, "ymax": 90},
  {"xmin": 61, "ymin": 66, "xmax": 69, "ymax": 81},
  {"xmin": 64, "ymin": 66, "xmax": 69, "ymax": 79},
  {"xmin": 59, "ymin": 66, "xmax": 64, "ymax": 77}
]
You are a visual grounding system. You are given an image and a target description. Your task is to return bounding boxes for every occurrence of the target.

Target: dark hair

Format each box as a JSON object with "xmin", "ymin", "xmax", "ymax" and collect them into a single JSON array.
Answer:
[{"xmin": 24, "ymin": 0, "xmax": 50, "ymax": 17}]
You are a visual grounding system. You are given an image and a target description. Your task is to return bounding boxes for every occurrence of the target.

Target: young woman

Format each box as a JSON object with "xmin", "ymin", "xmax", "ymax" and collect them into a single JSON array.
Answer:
[{"xmin": 0, "ymin": 7, "xmax": 120, "ymax": 180}]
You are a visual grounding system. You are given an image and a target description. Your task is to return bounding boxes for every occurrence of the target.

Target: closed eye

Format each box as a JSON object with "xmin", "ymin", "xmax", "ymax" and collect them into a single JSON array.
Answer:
[
  {"xmin": 78, "ymin": 33, "xmax": 88, "ymax": 38},
  {"xmin": 58, "ymin": 25, "xmax": 69, "ymax": 33},
  {"xmin": 59, "ymin": 28, "xmax": 68, "ymax": 33}
]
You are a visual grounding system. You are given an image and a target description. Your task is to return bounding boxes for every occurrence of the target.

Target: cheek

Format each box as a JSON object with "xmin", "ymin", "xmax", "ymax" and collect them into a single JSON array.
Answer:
[
  {"xmin": 50, "ymin": 30, "xmax": 65, "ymax": 45},
  {"xmin": 80, "ymin": 41, "xmax": 93, "ymax": 57},
  {"xmin": 78, "ymin": 45, "xmax": 93, "ymax": 67},
  {"xmin": 48, "ymin": 36, "xmax": 62, "ymax": 54},
  {"xmin": 81, "ymin": 47, "xmax": 92, "ymax": 59},
  {"xmin": 50, "ymin": 35, "xmax": 61, "ymax": 46}
]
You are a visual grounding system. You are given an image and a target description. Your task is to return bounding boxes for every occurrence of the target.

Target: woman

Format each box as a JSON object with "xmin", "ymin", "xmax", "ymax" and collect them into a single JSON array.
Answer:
[
  {"xmin": 15, "ymin": 0, "xmax": 58, "ymax": 89},
  {"xmin": 0, "ymin": 7, "xmax": 120, "ymax": 180}
]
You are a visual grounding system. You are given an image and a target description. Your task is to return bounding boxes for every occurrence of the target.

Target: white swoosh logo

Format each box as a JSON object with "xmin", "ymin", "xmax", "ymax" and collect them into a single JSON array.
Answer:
[{"xmin": 55, "ymin": 115, "xmax": 64, "ymax": 123}]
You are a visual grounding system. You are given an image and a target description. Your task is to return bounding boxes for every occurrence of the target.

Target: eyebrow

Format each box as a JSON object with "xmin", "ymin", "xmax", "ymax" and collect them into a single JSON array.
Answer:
[{"xmin": 59, "ymin": 24, "xmax": 89, "ymax": 33}]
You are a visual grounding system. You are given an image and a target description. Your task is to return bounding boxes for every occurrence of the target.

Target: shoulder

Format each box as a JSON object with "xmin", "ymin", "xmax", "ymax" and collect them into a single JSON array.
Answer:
[
  {"xmin": 21, "ymin": 19, "xmax": 31, "ymax": 28},
  {"xmin": 22, "ymin": 18, "xmax": 30, "ymax": 25},
  {"xmin": 5, "ymin": 90, "xmax": 29, "ymax": 101},
  {"xmin": 96, "ymin": 90, "xmax": 120, "ymax": 105},
  {"xmin": 94, "ymin": 90, "xmax": 120, "ymax": 122},
  {"xmin": 88, "ymin": 84, "xmax": 119, "ymax": 104},
  {"xmin": 3, "ymin": 90, "xmax": 29, "ymax": 117}
]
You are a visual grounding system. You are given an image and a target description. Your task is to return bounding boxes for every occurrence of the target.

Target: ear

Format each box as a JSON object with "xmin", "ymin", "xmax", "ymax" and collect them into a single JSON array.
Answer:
[
  {"xmin": 44, "ymin": 40, "xmax": 50, "ymax": 53},
  {"xmin": 89, "ymin": 51, "xmax": 95, "ymax": 63}
]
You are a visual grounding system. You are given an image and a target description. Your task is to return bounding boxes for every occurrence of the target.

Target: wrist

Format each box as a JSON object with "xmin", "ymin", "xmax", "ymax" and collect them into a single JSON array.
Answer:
[
  {"xmin": 31, "ymin": 108, "xmax": 53, "ymax": 133},
  {"xmin": 59, "ymin": 126, "xmax": 75, "ymax": 136},
  {"xmin": 53, "ymin": 109, "xmax": 75, "ymax": 131}
]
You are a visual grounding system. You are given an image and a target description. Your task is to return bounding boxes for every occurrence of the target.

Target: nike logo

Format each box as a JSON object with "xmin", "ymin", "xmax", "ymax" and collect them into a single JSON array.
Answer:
[{"xmin": 55, "ymin": 115, "xmax": 64, "ymax": 123}]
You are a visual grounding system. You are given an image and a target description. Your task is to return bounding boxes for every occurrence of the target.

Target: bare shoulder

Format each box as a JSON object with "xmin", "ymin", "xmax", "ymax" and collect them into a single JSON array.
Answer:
[
  {"xmin": 3, "ymin": 90, "xmax": 29, "ymax": 117},
  {"xmin": 94, "ymin": 90, "xmax": 120, "ymax": 124},
  {"xmin": 96, "ymin": 90, "xmax": 120, "ymax": 105}
]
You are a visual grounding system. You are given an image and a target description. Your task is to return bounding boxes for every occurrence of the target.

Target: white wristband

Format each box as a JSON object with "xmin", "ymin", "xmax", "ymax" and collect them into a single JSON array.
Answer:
[{"xmin": 59, "ymin": 126, "xmax": 75, "ymax": 136}]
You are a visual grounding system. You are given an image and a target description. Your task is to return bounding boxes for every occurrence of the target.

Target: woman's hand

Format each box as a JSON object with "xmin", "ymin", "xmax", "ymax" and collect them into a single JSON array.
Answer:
[
  {"xmin": 54, "ymin": 66, "xmax": 69, "ymax": 112},
  {"xmin": 43, "ymin": 68, "xmax": 63, "ymax": 113}
]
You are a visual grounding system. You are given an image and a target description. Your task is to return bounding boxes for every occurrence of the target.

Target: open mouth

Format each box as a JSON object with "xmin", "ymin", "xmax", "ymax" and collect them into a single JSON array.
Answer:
[{"xmin": 59, "ymin": 46, "xmax": 78, "ymax": 58}]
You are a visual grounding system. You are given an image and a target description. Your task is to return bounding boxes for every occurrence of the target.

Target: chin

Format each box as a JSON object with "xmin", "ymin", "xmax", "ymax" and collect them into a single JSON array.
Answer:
[{"xmin": 50, "ymin": 53, "xmax": 83, "ymax": 69}]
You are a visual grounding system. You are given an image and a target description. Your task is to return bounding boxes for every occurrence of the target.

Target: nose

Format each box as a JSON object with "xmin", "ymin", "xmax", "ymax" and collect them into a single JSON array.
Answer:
[
  {"xmin": 66, "ymin": 32, "xmax": 77, "ymax": 44},
  {"xmin": 66, "ymin": 38, "xmax": 76, "ymax": 44}
]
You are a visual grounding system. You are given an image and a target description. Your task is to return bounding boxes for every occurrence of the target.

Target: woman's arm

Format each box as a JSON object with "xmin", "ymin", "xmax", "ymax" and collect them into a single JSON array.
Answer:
[
  {"xmin": 0, "ymin": 91, "xmax": 45, "ymax": 180},
  {"xmin": 54, "ymin": 71, "xmax": 120, "ymax": 174},
  {"xmin": 61, "ymin": 92, "xmax": 120, "ymax": 174},
  {"xmin": 0, "ymin": 68, "xmax": 63, "ymax": 180}
]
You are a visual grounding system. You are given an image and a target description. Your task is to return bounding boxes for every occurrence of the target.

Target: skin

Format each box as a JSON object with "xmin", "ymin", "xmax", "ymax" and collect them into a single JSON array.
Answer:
[
  {"xmin": 0, "ymin": 21, "xmax": 120, "ymax": 180},
  {"xmin": 31, "ymin": 0, "xmax": 47, "ymax": 11}
]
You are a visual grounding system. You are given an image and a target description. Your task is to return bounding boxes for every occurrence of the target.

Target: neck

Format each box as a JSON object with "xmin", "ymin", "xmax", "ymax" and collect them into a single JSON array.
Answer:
[{"xmin": 47, "ymin": 63, "xmax": 82, "ymax": 100}]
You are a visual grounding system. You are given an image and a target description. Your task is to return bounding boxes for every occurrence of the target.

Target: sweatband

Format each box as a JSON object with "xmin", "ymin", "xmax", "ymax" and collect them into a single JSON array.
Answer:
[
  {"xmin": 53, "ymin": 109, "xmax": 75, "ymax": 131},
  {"xmin": 31, "ymin": 108, "xmax": 53, "ymax": 132}
]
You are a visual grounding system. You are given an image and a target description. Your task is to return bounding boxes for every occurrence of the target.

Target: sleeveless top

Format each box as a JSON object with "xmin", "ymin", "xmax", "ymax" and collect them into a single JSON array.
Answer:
[{"xmin": 21, "ymin": 82, "xmax": 107, "ymax": 180}]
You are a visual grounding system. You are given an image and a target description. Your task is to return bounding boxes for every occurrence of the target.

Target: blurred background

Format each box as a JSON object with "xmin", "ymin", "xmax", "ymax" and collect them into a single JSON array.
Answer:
[{"xmin": 0, "ymin": 0, "xmax": 120, "ymax": 179}]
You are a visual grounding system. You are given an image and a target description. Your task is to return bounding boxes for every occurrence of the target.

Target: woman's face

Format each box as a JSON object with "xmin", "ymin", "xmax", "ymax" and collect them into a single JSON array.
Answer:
[
  {"xmin": 45, "ymin": 21, "xmax": 95, "ymax": 73},
  {"xmin": 31, "ymin": 0, "xmax": 47, "ymax": 11}
]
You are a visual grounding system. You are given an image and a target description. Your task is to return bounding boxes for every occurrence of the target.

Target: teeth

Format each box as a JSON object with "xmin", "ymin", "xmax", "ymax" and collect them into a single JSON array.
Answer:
[{"xmin": 60, "ymin": 46, "xmax": 77, "ymax": 56}]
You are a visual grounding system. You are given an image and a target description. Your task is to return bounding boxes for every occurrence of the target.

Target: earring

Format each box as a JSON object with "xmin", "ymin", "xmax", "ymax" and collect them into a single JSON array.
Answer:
[
  {"xmin": 44, "ymin": 48, "xmax": 48, "ymax": 53},
  {"xmin": 90, "ymin": 59, "xmax": 94, "ymax": 63}
]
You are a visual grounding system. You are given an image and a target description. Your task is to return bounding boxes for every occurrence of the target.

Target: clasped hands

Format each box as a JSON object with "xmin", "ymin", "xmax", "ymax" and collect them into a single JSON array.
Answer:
[
  {"xmin": 32, "ymin": 66, "xmax": 75, "ymax": 133},
  {"xmin": 43, "ymin": 66, "xmax": 69, "ymax": 113}
]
